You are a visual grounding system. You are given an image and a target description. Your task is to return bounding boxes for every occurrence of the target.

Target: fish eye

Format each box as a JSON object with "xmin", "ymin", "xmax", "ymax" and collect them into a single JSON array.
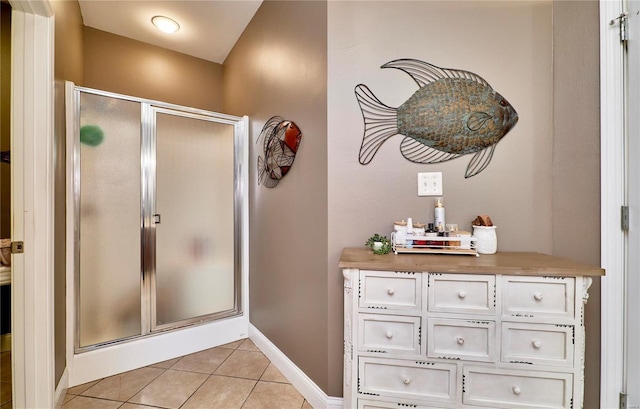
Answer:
[{"xmin": 499, "ymin": 99, "xmax": 507, "ymax": 107}]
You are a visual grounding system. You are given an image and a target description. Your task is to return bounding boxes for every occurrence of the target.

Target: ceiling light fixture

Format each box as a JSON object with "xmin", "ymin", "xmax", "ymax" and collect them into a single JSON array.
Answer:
[{"xmin": 151, "ymin": 15, "xmax": 180, "ymax": 34}]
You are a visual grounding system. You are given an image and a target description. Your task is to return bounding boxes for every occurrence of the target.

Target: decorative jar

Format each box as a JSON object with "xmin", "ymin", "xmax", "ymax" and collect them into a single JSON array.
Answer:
[{"xmin": 472, "ymin": 225, "xmax": 497, "ymax": 254}]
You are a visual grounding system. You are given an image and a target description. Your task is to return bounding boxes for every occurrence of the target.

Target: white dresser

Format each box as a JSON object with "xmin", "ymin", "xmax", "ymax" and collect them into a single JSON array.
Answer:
[{"xmin": 340, "ymin": 248, "xmax": 604, "ymax": 409}]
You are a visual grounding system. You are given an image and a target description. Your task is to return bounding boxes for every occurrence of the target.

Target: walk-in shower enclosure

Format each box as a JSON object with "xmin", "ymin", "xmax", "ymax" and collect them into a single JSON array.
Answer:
[{"xmin": 65, "ymin": 82, "xmax": 249, "ymax": 385}]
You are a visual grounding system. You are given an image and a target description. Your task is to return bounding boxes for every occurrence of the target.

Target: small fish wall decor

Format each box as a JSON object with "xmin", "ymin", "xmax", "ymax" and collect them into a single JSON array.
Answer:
[
  {"xmin": 257, "ymin": 116, "xmax": 302, "ymax": 188},
  {"xmin": 355, "ymin": 59, "xmax": 518, "ymax": 178}
]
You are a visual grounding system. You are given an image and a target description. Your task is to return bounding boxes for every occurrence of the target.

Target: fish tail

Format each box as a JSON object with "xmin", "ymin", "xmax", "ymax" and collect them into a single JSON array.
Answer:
[
  {"xmin": 354, "ymin": 84, "xmax": 398, "ymax": 164},
  {"xmin": 257, "ymin": 156, "xmax": 266, "ymax": 186}
]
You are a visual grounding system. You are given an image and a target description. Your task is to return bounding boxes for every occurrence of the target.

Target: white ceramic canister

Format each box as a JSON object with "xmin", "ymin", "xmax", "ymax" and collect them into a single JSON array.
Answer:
[
  {"xmin": 393, "ymin": 221, "xmax": 407, "ymax": 246},
  {"xmin": 393, "ymin": 221, "xmax": 407, "ymax": 234},
  {"xmin": 472, "ymin": 225, "xmax": 497, "ymax": 254}
]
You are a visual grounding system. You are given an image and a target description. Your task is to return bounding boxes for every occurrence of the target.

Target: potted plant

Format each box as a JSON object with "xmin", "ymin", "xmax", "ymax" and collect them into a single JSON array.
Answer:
[{"xmin": 365, "ymin": 233, "xmax": 392, "ymax": 255}]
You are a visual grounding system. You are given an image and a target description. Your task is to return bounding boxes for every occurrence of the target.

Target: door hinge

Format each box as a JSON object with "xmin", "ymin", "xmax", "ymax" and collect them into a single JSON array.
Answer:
[
  {"xmin": 611, "ymin": 12, "xmax": 629, "ymax": 43},
  {"xmin": 11, "ymin": 241, "xmax": 24, "ymax": 254},
  {"xmin": 622, "ymin": 206, "xmax": 630, "ymax": 231},
  {"xmin": 621, "ymin": 392, "xmax": 628, "ymax": 409}
]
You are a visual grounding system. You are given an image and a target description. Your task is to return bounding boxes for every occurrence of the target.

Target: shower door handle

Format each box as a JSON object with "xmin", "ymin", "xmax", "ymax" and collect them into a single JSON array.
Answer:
[{"xmin": 153, "ymin": 214, "xmax": 161, "ymax": 224}]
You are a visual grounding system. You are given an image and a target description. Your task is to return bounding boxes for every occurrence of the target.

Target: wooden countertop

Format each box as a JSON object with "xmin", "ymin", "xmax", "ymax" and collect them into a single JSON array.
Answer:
[{"xmin": 339, "ymin": 247, "xmax": 605, "ymax": 277}]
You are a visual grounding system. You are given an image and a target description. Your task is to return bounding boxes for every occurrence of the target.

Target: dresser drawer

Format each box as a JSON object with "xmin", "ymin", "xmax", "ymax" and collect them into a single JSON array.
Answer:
[
  {"xmin": 463, "ymin": 366, "xmax": 572, "ymax": 408},
  {"xmin": 359, "ymin": 357, "xmax": 456, "ymax": 404},
  {"xmin": 502, "ymin": 322, "xmax": 574, "ymax": 367},
  {"xmin": 360, "ymin": 271, "xmax": 422, "ymax": 311},
  {"xmin": 357, "ymin": 399, "xmax": 446, "ymax": 409},
  {"xmin": 503, "ymin": 276, "xmax": 575, "ymax": 319},
  {"xmin": 428, "ymin": 274, "xmax": 495, "ymax": 315},
  {"xmin": 427, "ymin": 318, "xmax": 495, "ymax": 362},
  {"xmin": 359, "ymin": 314, "xmax": 421, "ymax": 355}
]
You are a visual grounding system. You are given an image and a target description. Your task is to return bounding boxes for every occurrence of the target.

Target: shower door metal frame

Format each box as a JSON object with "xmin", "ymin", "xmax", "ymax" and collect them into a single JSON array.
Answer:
[
  {"xmin": 144, "ymin": 105, "xmax": 245, "ymax": 333},
  {"xmin": 70, "ymin": 86, "xmax": 247, "ymax": 353}
]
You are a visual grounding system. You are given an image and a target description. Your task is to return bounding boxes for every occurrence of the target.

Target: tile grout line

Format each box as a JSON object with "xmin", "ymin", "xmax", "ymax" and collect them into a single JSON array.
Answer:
[
  {"xmin": 176, "ymin": 341, "xmax": 241, "ymax": 409},
  {"xmin": 237, "ymin": 340, "xmax": 276, "ymax": 409},
  {"xmin": 122, "ymin": 366, "xmax": 168, "ymax": 405},
  {"xmin": 78, "ymin": 366, "xmax": 168, "ymax": 404},
  {"xmin": 210, "ymin": 341, "xmax": 269, "ymax": 409},
  {"xmin": 174, "ymin": 371, "xmax": 210, "ymax": 409},
  {"xmin": 213, "ymin": 342, "xmax": 264, "ymax": 409},
  {"xmin": 238, "ymin": 377, "xmax": 259, "ymax": 409}
]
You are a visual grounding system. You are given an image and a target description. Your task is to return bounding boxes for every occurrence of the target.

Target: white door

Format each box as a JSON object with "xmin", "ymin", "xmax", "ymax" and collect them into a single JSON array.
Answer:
[
  {"xmin": 601, "ymin": 0, "xmax": 633, "ymax": 407},
  {"xmin": 627, "ymin": 0, "xmax": 640, "ymax": 407},
  {"xmin": 606, "ymin": 0, "xmax": 640, "ymax": 407}
]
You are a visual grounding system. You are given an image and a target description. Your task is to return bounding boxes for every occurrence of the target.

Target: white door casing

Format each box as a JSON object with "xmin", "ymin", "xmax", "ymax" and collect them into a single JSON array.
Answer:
[
  {"xmin": 625, "ymin": 0, "xmax": 640, "ymax": 407},
  {"xmin": 9, "ymin": 0, "xmax": 55, "ymax": 408},
  {"xmin": 600, "ymin": 0, "xmax": 629, "ymax": 408}
]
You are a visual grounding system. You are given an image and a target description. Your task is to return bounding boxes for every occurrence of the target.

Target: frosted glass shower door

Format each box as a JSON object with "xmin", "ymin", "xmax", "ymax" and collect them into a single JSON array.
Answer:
[
  {"xmin": 77, "ymin": 93, "xmax": 142, "ymax": 348},
  {"xmin": 73, "ymin": 85, "xmax": 246, "ymax": 353},
  {"xmin": 152, "ymin": 111, "xmax": 237, "ymax": 329}
]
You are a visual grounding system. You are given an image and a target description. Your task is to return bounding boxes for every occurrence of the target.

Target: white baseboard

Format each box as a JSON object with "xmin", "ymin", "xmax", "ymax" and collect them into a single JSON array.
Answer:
[
  {"xmin": 249, "ymin": 324, "xmax": 343, "ymax": 409},
  {"xmin": 54, "ymin": 368, "xmax": 69, "ymax": 408}
]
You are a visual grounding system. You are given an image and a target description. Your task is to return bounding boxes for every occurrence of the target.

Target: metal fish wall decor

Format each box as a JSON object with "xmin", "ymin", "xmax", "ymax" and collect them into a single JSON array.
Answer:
[
  {"xmin": 355, "ymin": 59, "xmax": 518, "ymax": 178},
  {"xmin": 257, "ymin": 116, "xmax": 302, "ymax": 188}
]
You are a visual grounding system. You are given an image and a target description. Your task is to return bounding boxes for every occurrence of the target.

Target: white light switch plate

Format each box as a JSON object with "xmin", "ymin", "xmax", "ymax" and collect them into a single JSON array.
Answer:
[{"xmin": 418, "ymin": 172, "xmax": 443, "ymax": 196}]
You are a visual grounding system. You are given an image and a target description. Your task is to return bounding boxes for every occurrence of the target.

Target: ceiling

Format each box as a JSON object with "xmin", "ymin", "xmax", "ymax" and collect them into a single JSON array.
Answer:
[{"xmin": 78, "ymin": 1, "xmax": 263, "ymax": 64}]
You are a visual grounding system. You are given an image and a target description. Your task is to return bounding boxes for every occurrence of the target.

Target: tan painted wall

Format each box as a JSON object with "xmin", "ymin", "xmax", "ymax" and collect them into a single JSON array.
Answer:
[
  {"xmin": 51, "ymin": 0, "xmax": 85, "ymax": 386},
  {"xmin": 53, "ymin": 0, "xmax": 84, "ymax": 86},
  {"xmin": 223, "ymin": 0, "xmax": 329, "ymax": 392},
  {"xmin": 83, "ymin": 27, "xmax": 223, "ymax": 112},
  {"xmin": 552, "ymin": 2, "xmax": 601, "ymax": 405}
]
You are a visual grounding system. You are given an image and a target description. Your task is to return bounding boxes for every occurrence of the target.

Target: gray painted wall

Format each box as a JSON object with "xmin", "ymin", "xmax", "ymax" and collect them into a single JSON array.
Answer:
[
  {"xmin": 552, "ymin": 2, "xmax": 601, "ymax": 405},
  {"xmin": 328, "ymin": 0, "xmax": 565, "ymax": 396},
  {"xmin": 227, "ymin": 0, "xmax": 600, "ymax": 398},
  {"xmin": 223, "ymin": 0, "xmax": 329, "ymax": 392}
]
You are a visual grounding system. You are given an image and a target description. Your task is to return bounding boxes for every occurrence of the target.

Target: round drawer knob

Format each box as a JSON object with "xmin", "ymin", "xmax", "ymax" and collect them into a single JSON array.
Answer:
[
  {"xmin": 403, "ymin": 376, "xmax": 411, "ymax": 385},
  {"xmin": 532, "ymin": 340, "xmax": 542, "ymax": 349},
  {"xmin": 456, "ymin": 336, "xmax": 465, "ymax": 345},
  {"xmin": 513, "ymin": 386, "xmax": 522, "ymax": 395},
  {"xmin": 458, "ymin": 290, "xmax": 466, "ymax": 299},
  {"xmin": 386, "ymin": 331, "xmax": 393, "ymax": 339},
  {"xmin": 387, "ymin": 288, "xmax": 395, "ymax": 296},
  {"xmin": 533, "ymin": 292, "xmax": 544, "ymax": 301}
]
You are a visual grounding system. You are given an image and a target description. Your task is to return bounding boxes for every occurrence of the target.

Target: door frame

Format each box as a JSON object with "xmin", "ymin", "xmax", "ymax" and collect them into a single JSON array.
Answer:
[
  {"xmin": 600, "ymin": 0, "xmax": 626, "ymax": 408},
  {"xmin": 9, "ymin": 0, "xmax": 55, "ymax": 408},
  {"xmin": 5, "ymin": 0, "xmax": 622, "ymax": 406}
]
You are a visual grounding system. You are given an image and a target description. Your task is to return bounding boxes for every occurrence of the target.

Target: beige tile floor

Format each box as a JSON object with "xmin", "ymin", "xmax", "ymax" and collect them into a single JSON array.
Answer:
[{"xmin": 62, "ymin": 339, "xmax": 313, "ymax": 409}]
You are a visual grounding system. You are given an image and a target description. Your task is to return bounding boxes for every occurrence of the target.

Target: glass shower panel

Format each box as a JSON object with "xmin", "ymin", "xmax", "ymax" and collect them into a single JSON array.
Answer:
[
  {"xmin": 154, "ymin": 112, "xmax": 235, "ymax": 327},
  {"xmin": 78, "ymin": 93, "xmax": 142, "ymax": 347}
]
